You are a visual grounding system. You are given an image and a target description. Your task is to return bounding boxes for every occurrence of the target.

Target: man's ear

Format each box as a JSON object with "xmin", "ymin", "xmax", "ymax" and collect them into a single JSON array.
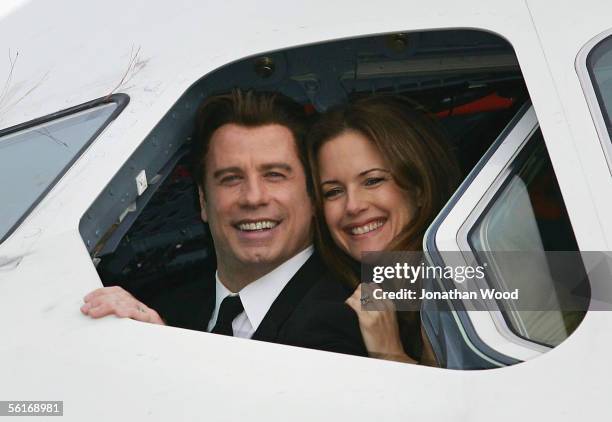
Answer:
[{"xmin": 198, "ymin": 186, "xmax": 208, "ymax": 222}]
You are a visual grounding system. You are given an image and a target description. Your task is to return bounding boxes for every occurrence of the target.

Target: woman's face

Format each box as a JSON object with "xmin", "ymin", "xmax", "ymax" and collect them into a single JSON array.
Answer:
[{"xmin": 318, "ymin": 130, "xmax": 419, "ymax": 261}]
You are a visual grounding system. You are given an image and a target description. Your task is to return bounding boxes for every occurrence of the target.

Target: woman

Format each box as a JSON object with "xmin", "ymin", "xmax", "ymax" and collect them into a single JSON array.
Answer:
[{"xmin": 307, "ymin": 95, "xmax": 461, "ymax": 364}]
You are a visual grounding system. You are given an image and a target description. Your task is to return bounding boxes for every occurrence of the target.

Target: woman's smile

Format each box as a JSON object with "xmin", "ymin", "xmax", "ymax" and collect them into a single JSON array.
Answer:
[{"xmin": 343, "ymin": 218, "xmax": 386, "ymax": 236}]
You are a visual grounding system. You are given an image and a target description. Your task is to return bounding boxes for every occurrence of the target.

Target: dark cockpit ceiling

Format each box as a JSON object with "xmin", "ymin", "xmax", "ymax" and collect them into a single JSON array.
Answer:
[{"xmin": 201, "ymin": 29, "xmax": 522, "ymax": 112}]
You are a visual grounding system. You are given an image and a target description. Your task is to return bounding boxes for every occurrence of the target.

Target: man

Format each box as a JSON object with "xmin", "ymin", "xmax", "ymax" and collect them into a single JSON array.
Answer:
[{"xmin": 81, "ymin": 90, "xmax": 366, "ymax": 356}]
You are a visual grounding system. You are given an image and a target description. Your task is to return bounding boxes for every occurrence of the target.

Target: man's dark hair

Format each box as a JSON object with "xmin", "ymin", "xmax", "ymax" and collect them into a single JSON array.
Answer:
[{"xmin": 192, "ymin": 89, "xmax": 311, "ymax": 194}]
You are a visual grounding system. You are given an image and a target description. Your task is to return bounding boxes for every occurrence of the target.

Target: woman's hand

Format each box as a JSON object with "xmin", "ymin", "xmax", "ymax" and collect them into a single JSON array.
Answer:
[{"xmin": 345, "ymin": 284, "xmax": 417, "ymax": 364}]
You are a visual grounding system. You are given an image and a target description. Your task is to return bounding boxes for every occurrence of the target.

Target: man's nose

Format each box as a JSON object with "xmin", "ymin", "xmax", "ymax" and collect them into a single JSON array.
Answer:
[
  {"xmin": 240, "ymin": 176, "xmax": 269, "ymax": 207},
  {"xmin": 345, "ymin": 189, "xmax": 368, "ymax": 216}
]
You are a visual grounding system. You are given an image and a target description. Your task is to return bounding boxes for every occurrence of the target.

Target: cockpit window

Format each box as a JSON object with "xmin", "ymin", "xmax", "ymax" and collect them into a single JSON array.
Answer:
[
  {"xmin": 468, "ymin": 129, "xmax": 587, "ymax": 347},
  {"xmin": 80, "ymin": 29, "xmax": 533, "ymax": 369},
  {"xmin": 586, "ymin": 35, "xmax": 612, "ymax": 141},
  {"xmin": 0, "ymin": 99, "xmax": 123, "ymax": 244}
]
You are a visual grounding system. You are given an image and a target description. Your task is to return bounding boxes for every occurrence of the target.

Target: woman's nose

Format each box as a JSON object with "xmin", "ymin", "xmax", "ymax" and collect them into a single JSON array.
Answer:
[{"xmin": 345, "ymin": 190, "xmax": 368, "ymax": 216}]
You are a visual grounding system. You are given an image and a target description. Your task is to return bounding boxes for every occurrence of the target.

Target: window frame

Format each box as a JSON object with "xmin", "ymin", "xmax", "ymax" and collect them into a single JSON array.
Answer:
[
  {"xmin": 576, "ymin": 28, "xmax": 612, "ymax": 175},
  {"xmin": 0, "ymin": 94, "xmax": 129, "ymax": 245},
  {"xmin": 77, "ymin": 29, "xmax": 537, "ymax": 368},
  {"xmin": 424, "ymin": 104, "xmax": 560, "ymax": 364}
]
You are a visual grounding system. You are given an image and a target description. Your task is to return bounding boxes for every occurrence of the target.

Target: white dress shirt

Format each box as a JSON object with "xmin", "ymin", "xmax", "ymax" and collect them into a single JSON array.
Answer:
[{"xmin": 206, "ymin": 245, "xmax": 314, "ymax": 338}]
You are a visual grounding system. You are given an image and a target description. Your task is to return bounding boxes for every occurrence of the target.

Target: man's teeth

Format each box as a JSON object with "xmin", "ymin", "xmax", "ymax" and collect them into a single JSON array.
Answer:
[
  {"xmin": 238, "ymin": 221, "xmax": 278, "ymax": 231},
  {"xmin": 351, "ymin": 220, "xmax": 384, "ymax": 235}
]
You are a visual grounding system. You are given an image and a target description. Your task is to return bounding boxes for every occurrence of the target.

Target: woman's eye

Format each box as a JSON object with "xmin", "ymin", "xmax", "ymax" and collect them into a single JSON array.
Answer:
[
  {"xmin": 364, "ymin": 177, "xmax": 385, "ymax": 187},
  {"xmin": 323, "ymin": 188, "xmax": 343, "ymax": 199}
]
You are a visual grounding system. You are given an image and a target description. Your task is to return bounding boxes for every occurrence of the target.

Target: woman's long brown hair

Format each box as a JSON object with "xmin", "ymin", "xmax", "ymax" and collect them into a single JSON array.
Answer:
[{"xmin": 307, "ymin": 95, "xmax": 461, "ymax": 288}]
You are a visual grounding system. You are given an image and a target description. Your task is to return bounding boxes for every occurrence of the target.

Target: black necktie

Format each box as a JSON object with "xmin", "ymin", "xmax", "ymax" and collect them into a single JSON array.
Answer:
[{"xmin": 211, "ymin": 295, "xmax": 244, "ymax": 336}]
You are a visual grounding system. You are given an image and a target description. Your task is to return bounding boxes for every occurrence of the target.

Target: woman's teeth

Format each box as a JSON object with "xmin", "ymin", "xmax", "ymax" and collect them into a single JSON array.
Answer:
[
  {"xmin": 350, "ymin": 220, "xmax": 384, "ymax": 235},
  {"xmin": 238, "ymin": 220, "xmax": 278, "ymax": 231}
]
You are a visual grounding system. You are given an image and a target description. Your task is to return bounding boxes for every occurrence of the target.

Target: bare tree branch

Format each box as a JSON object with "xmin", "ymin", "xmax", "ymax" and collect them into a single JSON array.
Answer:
[
  {"xmin": 0, "ymin": 49, "xmax": 18, "ymax": 110},
  {"xmin": 4, "ymin": 71, "xmax": 49, "ymax": 111},
  {"xmin": 0, "ymin": 51, "xmax": 50, "ymax": 126},
  {"xmin": 105, "ymin": 45, "xmax": 143, "ymax": 99}
]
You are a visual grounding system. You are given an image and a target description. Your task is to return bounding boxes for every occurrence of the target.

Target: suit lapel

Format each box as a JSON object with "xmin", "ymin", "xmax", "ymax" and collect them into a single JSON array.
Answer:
[
  {"xmin": 195, "ymin": 289, "xmax": 216, "ymax": 331},
  {"xmin": 251, "ymin": 253, "xmax": 322, "ymax": 342}
]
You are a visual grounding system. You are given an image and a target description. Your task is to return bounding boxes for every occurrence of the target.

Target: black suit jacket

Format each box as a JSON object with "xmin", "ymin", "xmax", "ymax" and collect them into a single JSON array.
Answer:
[{"xmin": 153, "ymin": 253, "xmax": 368, "ymax": 357}]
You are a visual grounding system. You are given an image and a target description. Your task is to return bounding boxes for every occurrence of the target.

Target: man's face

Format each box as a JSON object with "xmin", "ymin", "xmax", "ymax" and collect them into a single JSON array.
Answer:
[{"xmin": 200, "ymin": 123, "xmax": 313, "ymax": 275}]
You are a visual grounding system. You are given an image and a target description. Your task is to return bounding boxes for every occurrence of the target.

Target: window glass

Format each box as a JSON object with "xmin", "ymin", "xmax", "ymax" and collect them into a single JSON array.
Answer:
[
  {"xmin": 0, "ymin": 103, "xmax": 117, "ymax": 243},
  {"xmin": 587, "ymin": 35, "xmax": 612, "ymax": 140},
  {"xmin": 468, "ymin": 129, "xmax": 587, "ymax": 347}
]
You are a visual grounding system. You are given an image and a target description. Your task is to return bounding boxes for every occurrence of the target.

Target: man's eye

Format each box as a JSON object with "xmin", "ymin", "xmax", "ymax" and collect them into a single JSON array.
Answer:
[
  {"xmin": 220, "ymin": 175, "xmax": 241, "ymax": 184},
  {"xmin": 364, "ymin": 177, "xmax": 385, "ymax": 187},
  {"xmin": 323, "ymin": 188, "xmax": 343, "ymax": 199},
  {"xmin": 265, "ymin": 171, "xmax": 286, "ymax": 180}
]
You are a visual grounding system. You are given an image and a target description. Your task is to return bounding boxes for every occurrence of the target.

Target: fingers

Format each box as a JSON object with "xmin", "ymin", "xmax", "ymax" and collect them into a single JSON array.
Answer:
[
  {"xmin": 357, "ymin": 310, "xmax": 394, "ymax": 330},
  {"xmin": 81, "ymin": 286, "xmax": 165, "ymax": 324},
  {"xmin": 82, "ymin": 286, "xmax": 129, "ymax": 316},
  {"xmin": 84, "ymin": 301, "xmax": 117, "ymax": 318},
  {"xmin": 379, "ymin": 297, "xmax": 396, "ymax": 312},
  {"xmin": 345, "ymin": 284, "xmax": 396, "ymax": 312},
  {"xmin": 83, "ymin": 285, "xmax": 130, "ymax": 302},
  {"xmin": 80, "ymin": 302, "xmax": 91, "ymax": 315},
  {"xmin": 345, "ymin": 286, "xmax": 361, "ymax": 312},
  {"xmin": 345, "ymin": 284, "xmax": 400, "ymax": 333},
  {"xmin": 346, "ymin": 286, "xmax": 407, "ymax": 361}
]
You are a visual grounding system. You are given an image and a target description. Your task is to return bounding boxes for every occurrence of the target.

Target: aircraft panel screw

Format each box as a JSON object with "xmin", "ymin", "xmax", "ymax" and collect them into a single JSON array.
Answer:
[{"xmin": 254, "ymin": 57, "xmax": 275, "ymax": 79}]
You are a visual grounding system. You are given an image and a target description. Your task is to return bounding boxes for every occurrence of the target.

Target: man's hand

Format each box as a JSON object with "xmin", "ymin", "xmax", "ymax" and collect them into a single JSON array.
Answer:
[{"xmin": 81, "ymin": 286, "xmax": 165, "ymax": 325}]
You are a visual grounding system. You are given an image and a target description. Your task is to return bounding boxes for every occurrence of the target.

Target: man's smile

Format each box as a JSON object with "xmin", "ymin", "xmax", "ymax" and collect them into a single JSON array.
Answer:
[{"xmin": 234, "ymin": 219, "xmax": 281, "ymax": 231}]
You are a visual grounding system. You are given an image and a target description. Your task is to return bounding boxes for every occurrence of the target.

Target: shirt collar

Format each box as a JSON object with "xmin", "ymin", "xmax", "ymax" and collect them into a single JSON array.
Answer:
[{"xmin": 213, "ymin": 245, "xmax": 313, "ymax": 332}]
